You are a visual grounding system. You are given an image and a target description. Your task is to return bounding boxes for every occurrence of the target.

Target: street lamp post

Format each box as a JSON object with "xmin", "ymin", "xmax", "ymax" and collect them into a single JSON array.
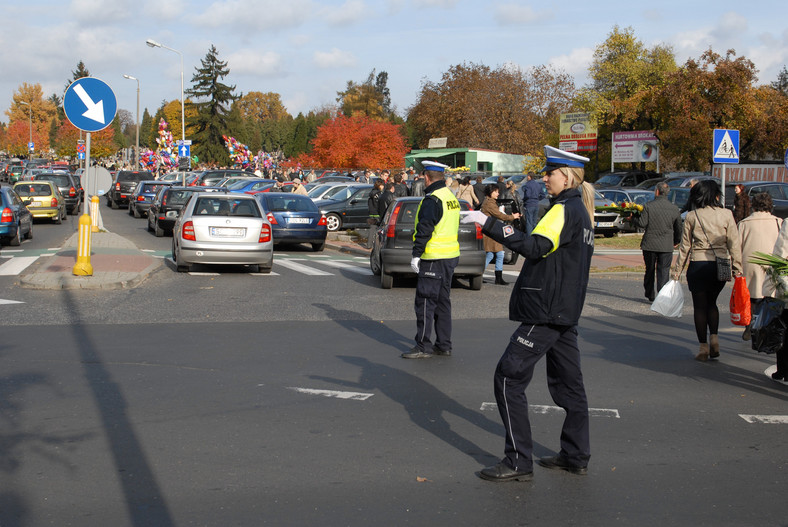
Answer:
[
  {"xmin": 145, "ymin": 38, "xmax": 185, "ymax": 143},
  {"xmin": 19, "ymin": 101, "xmax": 32, "ymax": 157},
  {"xmin": 122, "ymin": 74, "xmax": 140, "ymax": 169}
]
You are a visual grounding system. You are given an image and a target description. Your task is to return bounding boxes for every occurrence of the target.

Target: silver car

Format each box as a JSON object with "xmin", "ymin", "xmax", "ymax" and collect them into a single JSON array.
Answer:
[{"xmin": 171, "ymin": 193, "xmax": 273, "ymax": 273}]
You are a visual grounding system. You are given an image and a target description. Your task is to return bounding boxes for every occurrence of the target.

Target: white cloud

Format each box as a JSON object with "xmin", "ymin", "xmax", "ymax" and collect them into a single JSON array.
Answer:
[
  {"xmin": 494, "ymin": 3, "xmax": 552, "ymax": 25},
  {"xmin": 548, "ymin": 47, "xmax": 594, "ymax": 85},
  {"xmin": 190, "ymin": 0, "xmax": 314, "ymax": 31},
  {"xmin": 322, "ymin": 0, "xmax": 370, "ymax": 26},
  {"xmin": 226, "ymin": 49, "xmax": 284, "ymax": 77},
  {"xmin": 312, "ymin": 48, "xmax": 357, "ymax": 69},
  {"xmin": 70, "ymin": 0, "xmax": 131, "ymax": 23},
  {"xmin": 412, "ymin": 0, "xmax": 459, "ymax": 8},
  {"xmin": 142, "ymin": 0, "xmax": 185, "ymax": 20}
]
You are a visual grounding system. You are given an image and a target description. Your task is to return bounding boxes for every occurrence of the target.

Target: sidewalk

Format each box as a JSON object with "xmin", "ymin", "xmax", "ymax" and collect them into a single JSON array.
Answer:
[
  {"xmin": 19, "ymin": 231, "xmax": 159, "ymax": 290},
  {"xmin": 17, "ymin": 231, "xmax": 647, "ymax": 291}
]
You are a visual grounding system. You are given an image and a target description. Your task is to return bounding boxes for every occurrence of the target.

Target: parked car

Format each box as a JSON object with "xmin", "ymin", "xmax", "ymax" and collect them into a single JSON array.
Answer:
[
  {"xmin": 724, "ymin": 181, "xmax": 788, "ymax": 219},
  {"xmin": 106, "ymin": 170, "xmax": 154, "ymax": 209},
  {"xmin": 19, "ymin": 167, "xmax": 47, "ymax": 181},
  {"xmin": 254, "ymin": 192, "xmax": 328, "ymax": 251},
  {"xmin": 314, "ymin": 184, "xmax": 373, "ymax": 231},
  {"xmin": 307, "ymin": 183, "xmax": 355, "ymax": 201},
  {"xmin": 667, "ymin": 187, "xmax": 691, "ymax": 212},
  {"xmin": 147, "ymin": 186, "xmax": 222, "ymax": 237},
  {"xmin": 594, "ymin": 171, "xmax": 659, "ymax": 188},
  {"xmin": 634, "ymin": 177, "xmax": 665, "ymax": 190},
  {"xmin": 33, "ymin": 172, "xmax": 83, "ymax": 214},
  {"xmin": 171, "ymin": 193, "xmax": 273, "ymax": 273},
  {"xmin": 368, "ymin": 196, "xmax": 485, "ymax": 289},
  {"xmin": 128, "ymin": 180, "xmax": 173, "ymax": 218},
  {"xmin": 160, "ymin": 171, "xmax": 197, "ymax": 184},
  {"xmin": 13, "ymin": 181, "xmax": 67, "ymax": 224},
  {"xmin": 6, "ymin": 165, "xmax": 25, "ymax": 184},
  {"xmin": 189, "ymin": 169, "xmax": 252, "ymax": 187},
  {"xmin": 225, "ymin": 178, "xmax": 277, "ymax": 194},
  {"xmin": 0, "ymin": 186, "xmax": 33, "ymax": 245}
]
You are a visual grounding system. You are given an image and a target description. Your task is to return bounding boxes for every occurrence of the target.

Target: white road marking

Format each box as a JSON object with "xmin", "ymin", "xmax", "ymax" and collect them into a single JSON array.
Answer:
[
  {"xmin": 188, "ymin": 272, "xmax": 221, "ymax": 276},
  {"xmin": 0, "ymin": 256, "xmax": 39, "ymax": 276},
  {"xmin": 314, "ymin": 260, "xmax": 374, "ymax": 275},
  {"xmin": 739, "ymin": 415, "xmax": 788, "ymax": 424},
  {"xmin": 2, "ymin": 249, "xmax": 24, "ymax": 253},
  {"xmin": 276, "ymin": 259, "xmax": 333, "ymax": 276},
  {"xmin": 481, "ymin": 402, "xmax": 620, "ymax": 418},
  {"xmin": 288, "ymin": 387, "xmax": 374, "ymax": 401},
  {"xmin": 0, "ymin": 299, "xmax": 24, "ymax": 305},
  {"xmin": 250, "ymin": 272, "xmax": 281, "ymax": 276}
]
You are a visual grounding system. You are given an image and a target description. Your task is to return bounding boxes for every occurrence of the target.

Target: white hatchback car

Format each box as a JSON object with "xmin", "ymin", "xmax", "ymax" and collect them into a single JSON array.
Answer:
[{"xmin": 172, "ymin": 193, "xmax": 273, "ymax": 273}]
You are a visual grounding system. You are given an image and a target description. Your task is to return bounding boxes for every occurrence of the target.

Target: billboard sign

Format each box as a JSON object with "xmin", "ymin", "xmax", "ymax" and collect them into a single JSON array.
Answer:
[
  {"xmin": 559, "ymin": 113, "xmax": 597, "ymax": 152},
  {"xmin": 612, "ymin": 131, "xmax": 659, "ymax": 163}
]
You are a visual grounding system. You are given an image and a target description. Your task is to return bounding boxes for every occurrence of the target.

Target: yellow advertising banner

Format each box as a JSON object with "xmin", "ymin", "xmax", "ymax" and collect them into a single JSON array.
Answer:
[{"xmin": 559, "ymin": 113, "xmax": 598, "ymax": 152}]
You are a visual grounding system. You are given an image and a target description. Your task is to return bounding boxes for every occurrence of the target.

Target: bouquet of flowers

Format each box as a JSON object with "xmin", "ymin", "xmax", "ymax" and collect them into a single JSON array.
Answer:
[{"xmin": 749, "ymin": 251, "xmax": 788, "ymax": 298}]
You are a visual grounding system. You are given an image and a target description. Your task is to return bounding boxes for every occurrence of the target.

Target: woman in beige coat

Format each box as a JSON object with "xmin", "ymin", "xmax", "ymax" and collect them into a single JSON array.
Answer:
[
  {"xmin": 456, "ymin": 176, "xmax": 479, "ymax": 208},
  {"xmin": 481, "ymin": 184, "xmax": 521, "ymax": 285},
  {"xmin": 738, "ymin": 192, "xmax": 783, "ymax": 340},
  {"xmin": 672, "ymin": 180, "xmax": 743, "ymax": 361}
]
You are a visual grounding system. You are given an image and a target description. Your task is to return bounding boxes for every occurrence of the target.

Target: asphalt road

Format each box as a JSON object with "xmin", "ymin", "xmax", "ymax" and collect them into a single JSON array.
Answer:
[{"xmin": 0, "ymin": 201, "xmax": 785, "ymax": 526}]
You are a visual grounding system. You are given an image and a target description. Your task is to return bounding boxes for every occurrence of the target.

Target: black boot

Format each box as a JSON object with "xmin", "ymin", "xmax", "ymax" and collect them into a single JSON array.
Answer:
[{"xmin": 495, "ymin": 271, "xmax": 508, "ymax": 285}]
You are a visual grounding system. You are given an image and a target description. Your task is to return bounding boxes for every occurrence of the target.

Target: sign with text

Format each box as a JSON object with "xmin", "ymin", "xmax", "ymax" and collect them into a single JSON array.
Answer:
[
  {"xmin": 427, "ymin": 137, "xmax": 447, "ymax": 149},
  {"xmin": 612, "ymin": 131, "xmax": 659, "ymax": 163},
  {"xmin": 559, "ymin": 113, "xmax": 597, "ymax": 152}
]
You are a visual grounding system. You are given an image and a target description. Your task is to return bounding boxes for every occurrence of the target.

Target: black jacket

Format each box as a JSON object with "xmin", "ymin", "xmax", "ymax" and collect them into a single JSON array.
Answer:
[
  {"xmin": 634, "ymin": 194, "xmax": 682, "ymax": 252},
  {"xmin": 483, "ymin": 187, "xmax": 593, "ymax": 326},
  {"xmin": 368, "ymin": 188, "xmax": 382, "ymax": 216},
  {"xmin": 378, "ymin": 190, "xmax": 395, "ymax": 218},
  {"xmin": 393, "ymin": 183, "xmax": 409, "ymax": 198}
]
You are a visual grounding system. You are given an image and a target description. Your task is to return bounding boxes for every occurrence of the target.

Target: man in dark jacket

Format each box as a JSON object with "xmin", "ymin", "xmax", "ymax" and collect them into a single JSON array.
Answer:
[
  {"xmin": 522, "ymin": 172, "xmax": 545, "ymax": 233},
  {"xmin": 473, "ymin": 176, "xmax": 485, "ymax": 210},
  {"xmin": 393, "ymin": 173, "xmax": 410, "ymax": 198},
  {"xmin": 378, "ymin": 181, "xmax": 396, "ymax": 219},
  {"xmin": 633, "ymin": 182, "xmax": 682, "ymax": 301}
]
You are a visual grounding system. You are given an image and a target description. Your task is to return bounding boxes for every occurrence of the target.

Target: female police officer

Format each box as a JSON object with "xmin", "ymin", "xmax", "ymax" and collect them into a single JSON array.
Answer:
[{"xmin": 462, "ymin": 146, "xmax": 595, "ymax": 481}]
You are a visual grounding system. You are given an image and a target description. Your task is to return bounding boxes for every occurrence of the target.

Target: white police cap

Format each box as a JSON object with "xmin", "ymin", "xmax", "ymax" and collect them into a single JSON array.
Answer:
[
  {"xmin": 541, "ymin": 145, "xmax": 589, "ymax": 173},
  {"xmin": 422, "ymin": 160, "xmax": 449, "ymax": 172}
]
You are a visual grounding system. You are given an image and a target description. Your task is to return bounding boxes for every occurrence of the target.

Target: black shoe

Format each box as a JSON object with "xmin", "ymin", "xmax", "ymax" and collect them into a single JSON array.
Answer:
[
  {"xmin": 401, "ymin": 347, "xmax": 433, "ymax": 359},
  {"xmin": 537, "ymin": 456, "xmax": 588, "ymax": 475},
  {"xmin": 494, "ymin": 270, "xmax": 508, "ymax": 285},
  {"xmin": 478, "ymin": 462, "xmax": 533, "ymax": 482},
  {"xmin": 771, "ymin": 371, "xmax": 788, "ymax": 385},
  {"xmin": 433, "ymin": 348, "xmax": 451, "ymax": 357}
]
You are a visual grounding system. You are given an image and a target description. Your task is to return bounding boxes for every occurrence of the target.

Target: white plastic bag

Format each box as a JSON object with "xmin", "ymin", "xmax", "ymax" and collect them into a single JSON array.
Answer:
[{"xmin": 650, "ymin": 280, "xmax": 684, "ymax": 318}]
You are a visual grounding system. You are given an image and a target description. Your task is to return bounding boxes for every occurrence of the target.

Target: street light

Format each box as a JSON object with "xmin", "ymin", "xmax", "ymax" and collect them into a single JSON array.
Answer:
[
  {"xmin": 146, "ymin": 38, "xmax": 185, "ymax": 143},
  {"xmin": 122, "ymin": 74, "xmax": 140, "ymax": 168},
  {"xmin": 19, "ymin": 101, "xmax": 32, "ymax": 157}
]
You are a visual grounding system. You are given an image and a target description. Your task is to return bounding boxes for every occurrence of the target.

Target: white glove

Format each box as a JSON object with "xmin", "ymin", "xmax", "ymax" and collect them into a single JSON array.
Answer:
[
  {"xmin": 460, "ymin": 210, "xmax": 488, "ymax": 226},
  {"xmin": 411, "ymin": 257, "xmax": 420, "ymax": 273}
]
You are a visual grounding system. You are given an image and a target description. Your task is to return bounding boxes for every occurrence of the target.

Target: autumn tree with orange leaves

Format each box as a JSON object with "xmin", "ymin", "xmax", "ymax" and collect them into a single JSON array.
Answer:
[{"xmin": 296, "ymin": 115, "xmax": 408, "ymax": 169}]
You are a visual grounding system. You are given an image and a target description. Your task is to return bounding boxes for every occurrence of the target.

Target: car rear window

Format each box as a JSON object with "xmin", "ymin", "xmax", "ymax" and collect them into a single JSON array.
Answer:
[
  {"xmin": 193, "ymin": 197, "xmax": 261, "ymax": 217},
  {"xmin": 141, "ymin": 183, "xmax": 163, "ymax": 193},
  {"xmin": 263, "ymin": 195, "xmax": 318, "ymax": 213},
  {"xmin": 35, "ymin": 175, "xmax": 70, "ymax": 186},
  {"xmin": 15, "ymin": 184, "xmax": 53, "ymax": 197},
  {"xmin": 117, "ymin": 171, "xmax": 153, "ymax": 182},
  {"xmin": 164, "ymin": 190, "xmax": 193, "ymax": 206}
]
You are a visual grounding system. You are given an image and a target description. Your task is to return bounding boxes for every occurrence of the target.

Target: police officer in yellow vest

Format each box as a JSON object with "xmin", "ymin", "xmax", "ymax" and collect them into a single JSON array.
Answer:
[{"xmin": 401, "ymin": 160, "xmax": 461, "ymax": 359}]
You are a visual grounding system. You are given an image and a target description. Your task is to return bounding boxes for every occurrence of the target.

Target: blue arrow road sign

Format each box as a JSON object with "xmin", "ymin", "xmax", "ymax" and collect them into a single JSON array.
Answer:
[
  {"xmin": 28, "ymin": 141, "xmax": 34, "ymax": 152},
  {"xmin": 713, "ymin": 129, "xmax": 739, "ymax": 164},
  {"xmin": 179, "ymin": 144, "xmax": 190, "ymax": 158},
  {"xmin": 63, "ymin": 77, "xmax": 117, "ymax": 133}
]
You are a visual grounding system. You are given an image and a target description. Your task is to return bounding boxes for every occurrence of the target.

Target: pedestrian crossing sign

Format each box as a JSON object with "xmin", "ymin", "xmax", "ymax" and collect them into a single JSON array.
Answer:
[{"xmin": 713, "ymin": 129, "xmax": 739, "ymax": 164}]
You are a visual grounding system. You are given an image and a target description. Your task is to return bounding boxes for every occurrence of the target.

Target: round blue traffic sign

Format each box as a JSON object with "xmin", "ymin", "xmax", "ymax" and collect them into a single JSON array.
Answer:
[{"xmin": 63, "ymin": 77, "xmax": 117, "ymax": 132}]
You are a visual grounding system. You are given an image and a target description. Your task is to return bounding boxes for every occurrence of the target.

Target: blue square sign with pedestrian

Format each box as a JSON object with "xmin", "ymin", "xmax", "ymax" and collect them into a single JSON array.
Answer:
[{"xmin": 713, "ymin": 129, "xmax": 739, "ymax": 164}]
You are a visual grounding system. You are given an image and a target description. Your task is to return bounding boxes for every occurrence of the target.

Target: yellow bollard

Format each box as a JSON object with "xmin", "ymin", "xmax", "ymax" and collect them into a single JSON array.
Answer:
[
  {"xmin": 90, "ymin": 195, "xmax": 100, "ymax": 232},
  {"xmin": 72, "ymin": 213, "xmax": 93, "ymax": 276}
]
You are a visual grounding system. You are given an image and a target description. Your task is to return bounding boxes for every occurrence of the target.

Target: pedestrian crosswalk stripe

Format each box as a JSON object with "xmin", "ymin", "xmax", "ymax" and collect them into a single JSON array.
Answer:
[
  {"xmin": 276, "ymin": 259, "xmax": 333, "ymax": 276},
  {"xmin": 739, "ymin": 414, "xmax": 788, "ymax": 424},
  {"xmin": 480, "ymin": 402, "xmax": 620, "ymax": 418},
  {"xmin": 288, "ymin": 387, "xmax": 374, "ymax": 401},
  {"xmin": 314, "ymin": 260, "xmax": 374, "ymax": 275},
  {"xmin": 0, "ymin": 257, "xmax": 39, "ymax": 276}
]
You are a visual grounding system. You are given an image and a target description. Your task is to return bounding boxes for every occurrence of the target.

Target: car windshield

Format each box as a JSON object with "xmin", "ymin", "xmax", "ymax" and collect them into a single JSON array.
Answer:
[
  {"xmin": 328, "ymin": 187, "xmax": 359, "ymax": 201},
  {"xmin": 227, "ymin": 179, "xmax": 262, "ymax": 191},
  {"xmin": 264, "ymin": 195, "xmax": 318, "ymax": 213},
  {"xmin": 193, "ymin": 197, "xmax": 260, "ymax": 217},
  {"xmin": 595, "ymin": 175, "xmax": 623, "ymax": 186},
  {"xmin": 307, "ymin": 185, "xmax": 330, "ymax": 198},
  {"xmin": 15, "ymin": 184, "xmax": 52, "ymax": 197}
]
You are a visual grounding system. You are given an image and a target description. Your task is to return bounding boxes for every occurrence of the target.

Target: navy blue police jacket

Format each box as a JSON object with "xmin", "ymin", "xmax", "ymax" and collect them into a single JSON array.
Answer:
[{"xmin": 482, "ymin": 187, "xmax": 594, "ymax": 326}]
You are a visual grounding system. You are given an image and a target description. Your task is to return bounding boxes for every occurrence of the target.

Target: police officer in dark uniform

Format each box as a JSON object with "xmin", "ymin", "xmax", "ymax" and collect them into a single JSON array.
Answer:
[
  {"xmin": 463, "ymin": 146, "xmax": 595, "ymax": 481},
  {"xmin": 401, "ymin": 160, "xmax": 461, "ymax": 359}
]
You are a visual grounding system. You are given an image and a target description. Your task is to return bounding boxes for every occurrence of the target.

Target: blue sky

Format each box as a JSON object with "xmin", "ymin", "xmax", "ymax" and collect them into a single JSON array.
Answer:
[{"xmin": 2, "ymin": 0, "xmax": 787, "ymax": 126}]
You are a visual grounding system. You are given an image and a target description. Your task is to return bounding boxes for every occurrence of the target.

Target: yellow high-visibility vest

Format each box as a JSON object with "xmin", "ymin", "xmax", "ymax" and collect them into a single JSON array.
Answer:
[{"xmin": 416, "ymin": 186, "xmax": 461, "ymax": 260}]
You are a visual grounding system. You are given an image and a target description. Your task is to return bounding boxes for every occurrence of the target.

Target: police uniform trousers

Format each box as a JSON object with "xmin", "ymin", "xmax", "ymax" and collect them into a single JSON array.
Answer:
[
  {"xmin": 493, "ymin": 322, "xmax": 590, "ymax": 472},
  {"xmin": 414, "ymin": 257, "xmax": 459, "ymax": 352}
]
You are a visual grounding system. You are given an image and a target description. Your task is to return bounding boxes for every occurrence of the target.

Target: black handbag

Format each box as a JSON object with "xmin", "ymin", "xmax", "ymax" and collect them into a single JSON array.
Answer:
[
  {"xmin": 750, "ymin": 297, "xmax": 786, "ymax": 355},
  {"xmin": 695, "ymin": 211, "xmax": 732, "ymax": 282}
]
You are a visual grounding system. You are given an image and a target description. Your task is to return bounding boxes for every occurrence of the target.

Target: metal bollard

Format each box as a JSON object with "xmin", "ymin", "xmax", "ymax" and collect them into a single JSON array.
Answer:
[
  {"xmin": 72, "ymin": 213, "xmax": 93, "ymax": 276},
  {"xmin": 90, "ymin": 195, "xmax": 100, "ymax": 232}
]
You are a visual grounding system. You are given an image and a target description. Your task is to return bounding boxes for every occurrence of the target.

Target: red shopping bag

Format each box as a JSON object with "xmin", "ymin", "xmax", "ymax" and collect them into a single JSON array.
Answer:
[{"xmin": 730, "ymin": 276, "xmax": 751, "ymax": 326}]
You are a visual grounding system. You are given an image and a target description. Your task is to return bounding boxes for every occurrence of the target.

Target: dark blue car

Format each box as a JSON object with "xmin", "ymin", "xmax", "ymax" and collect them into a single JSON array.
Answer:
[
  {"xmin": 129, "ymin": 180, "xmax": 173, "ymax": 218},
  {"xmin": 0, "ymin": 186, "xmax": 33, "ymax": 246},
  {"xmin": 225, "ymin": 178, "xmax": 277, "ymax": 194},
  {"xmin": 254, "ymin": 192, "xmax": 327, "ymax": 251}
]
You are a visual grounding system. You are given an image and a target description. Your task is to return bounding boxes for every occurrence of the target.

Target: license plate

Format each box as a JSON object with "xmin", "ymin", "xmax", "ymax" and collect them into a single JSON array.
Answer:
[
  {"xmin": 210, "ymin": 227, "xmax": 246, "ymax": 237},
  {"xmin": 287, "ymin": 217, "xmax": 310, "ymax": 224},
  {"xmin": 595, "ymin": 222, "xmax": 615, "ymax": 228}
]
